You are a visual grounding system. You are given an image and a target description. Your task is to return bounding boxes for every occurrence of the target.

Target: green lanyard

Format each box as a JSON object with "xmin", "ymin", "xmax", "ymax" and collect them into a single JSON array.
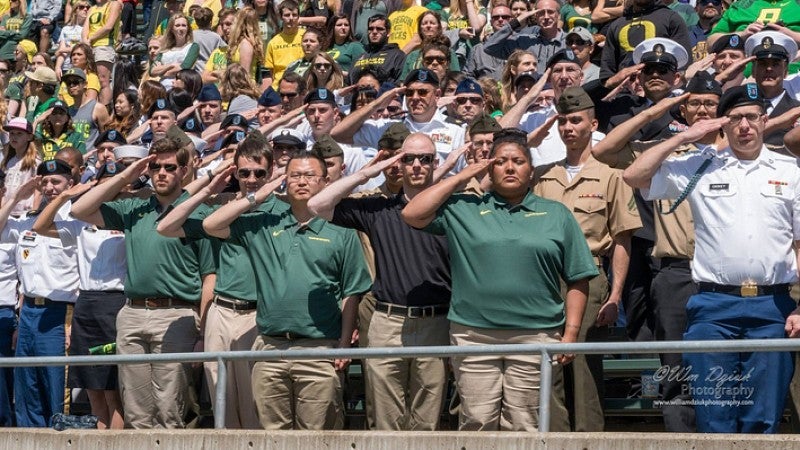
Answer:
[{"xmin": 657, "ymin": 157, "xmax": 712, "ymax": 215}]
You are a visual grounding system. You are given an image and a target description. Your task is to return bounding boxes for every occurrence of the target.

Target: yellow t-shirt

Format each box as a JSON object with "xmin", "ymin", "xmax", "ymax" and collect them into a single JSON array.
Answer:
[
  {"xmin": 87, "ymin": 0, "xmax": 121, "ymax": 47},
  {"xmin": 264, "ymin": 28, "xmax": 304, "ymax": 89},
  {"xmin": 0, "ymin": 0, "xmax": 10, "ymax": 21},
  {"xmin": 388, "ymin": 5, "xmax": 427, "ymax": 50},
  {"xmin": 59, "ymin": 72, "xmax": 101, "ymax": 107},
  {"xmin": 204, "ymin": 47, "xmax": 228, "ymax": 74},
  {"xmin": 232, "ymin": 45, "xmax": 259, "ymax": 80}
]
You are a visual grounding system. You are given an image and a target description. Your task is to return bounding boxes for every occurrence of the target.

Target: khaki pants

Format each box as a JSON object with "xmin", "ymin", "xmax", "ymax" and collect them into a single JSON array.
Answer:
[
  {"xmin": 450, "ymin": 323, "xmax": 560, "ymax": 431},
  {"xmin": 203, "ymin": 302, "xmax": 260, "ymax": 429},
  {"xmin": 358, "ymin": 293, "xmax": 377, "ymax": 429},
  {"xmin": 251, "ymin": 335, "xmax": 343, "ymax": 430},
  {"xmin": 365, "ymin": 309, "xmax": 449, "ymax": 430},
  {"xmin": 116, "ymin": 303, "xmax": 199, "ymax": 429},
  {"xmin": 550, "ymin": 268, "xmax": 607, "ymax": 432}
]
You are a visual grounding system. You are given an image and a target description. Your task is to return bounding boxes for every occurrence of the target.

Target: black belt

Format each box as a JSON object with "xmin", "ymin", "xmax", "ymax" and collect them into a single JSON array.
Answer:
[
  {"xmin": 659, "ymin": 257, "xmax": 691, "ymax": 269},
  {"xmin": 696, "ymin": 282, "xmax": 790, "ymax": 298},
  {"xmin": 127, "ymin": 297, "xmax": 195, "ymax": 308},
  {"xmin": 375, "ymin": 301, "xmax": 449, "ymax": 318},
  {"xmin": 213, "ymin": 295, "xmax": 257, "ymax": 311},
  {"xmin": 266, "ymin": 331, "xmax": 307, "ymax": 340}
]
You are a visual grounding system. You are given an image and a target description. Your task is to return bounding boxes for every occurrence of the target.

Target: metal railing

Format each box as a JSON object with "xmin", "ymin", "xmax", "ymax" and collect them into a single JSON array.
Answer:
[{"xmin": 7, "ymin": 338, "xmax": 800, "ymax": 431}]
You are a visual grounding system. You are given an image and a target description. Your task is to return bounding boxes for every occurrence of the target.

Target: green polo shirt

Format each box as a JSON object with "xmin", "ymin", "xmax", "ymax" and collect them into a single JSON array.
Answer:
[
  {"xmin": 424, "ymin": 190, "xmax": 598, "ymax": 330},
  {"xmin": 100, "ymin": 195, "xmax": 216, "ymax": 301},
  {"xmin": 228, "ymin": 211, "xmax": 372, "ymax": 339},
  {"xmin": 182, "ymin": 195, "xmax": 288, "ymax": 302}
]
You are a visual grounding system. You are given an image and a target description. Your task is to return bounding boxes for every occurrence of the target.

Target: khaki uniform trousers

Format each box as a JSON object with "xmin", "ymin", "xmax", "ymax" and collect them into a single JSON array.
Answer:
[
  {"xmin": 116, "ymin": 303, "xmax": 199, "ymax": 429},
  {"xmin": 203, "ymin": 301, "xmax": 260, "ymax": 429},
  {"xmin": 365, "ymin": 308, "xmax": 449, "ymax": 430},
  {"xmin": 550, "ymin": 267, "xmax": 608, "ymax": 432},
  {"xmin": 358, "ymin": 293, "xmax": 377, "ymax": 429},
  {"xmin": 450, "ymin": 322, "xmax": 560, "ymax": 431},
  {"xmin": 251, "ymin": 335, "xmax": 344, "ymax": 430}
]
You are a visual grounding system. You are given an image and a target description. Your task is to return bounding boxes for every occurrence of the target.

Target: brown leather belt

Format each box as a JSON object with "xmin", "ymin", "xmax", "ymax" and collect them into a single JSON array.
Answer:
[{"xmin": 127, "ymin": 297, "xmax": 195, "ymax": 308}]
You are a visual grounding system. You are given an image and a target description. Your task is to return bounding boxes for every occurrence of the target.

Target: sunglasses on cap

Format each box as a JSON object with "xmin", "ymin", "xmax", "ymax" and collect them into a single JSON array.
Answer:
[
  {"xmin": 148, "ymin": 162, "xmax": 180, "ymax": 172},
  {"xmin": 400, "ymin": 154, "xmax": 434, "ymax": 165},
  {"xmin": 237, "ymin": 168, "xmax": 268, "ymax": 179}
]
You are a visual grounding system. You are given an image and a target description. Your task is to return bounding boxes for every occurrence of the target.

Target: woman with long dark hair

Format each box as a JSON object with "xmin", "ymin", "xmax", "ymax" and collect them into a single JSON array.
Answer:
[
  {"xmin": 106, "ymin": 89, "xmax": 141, "ymax": 136},
  {"xmin": 325, "ymin": 14, "xmax": 364, "ymax": 75}
]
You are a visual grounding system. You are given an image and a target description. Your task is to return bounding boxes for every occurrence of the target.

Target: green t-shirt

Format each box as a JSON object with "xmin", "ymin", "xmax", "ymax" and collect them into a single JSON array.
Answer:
[
  {"xmin": 100, "ymin": 195, "xmax": 216, "ymax": 301},
  {"xmin": 182, "ymin": 195, "xmax": 287, "ymax": 302},
  {"xmin": 712, "ymin": 0, "xmax": 800, "ymax": 73},
  {"xmin": 36, "ymin": 129, "xmax": 86, "ymax": 160},
  {"xmin": 329, "ymin": 41, "xmax": 366, "ymax": 74},
  {"xmin": 668, "ymin": 2, "xmax": 699, "ymax": 28},
  {"xmin": 228, "ymin": 212, "xmax": 372, "ymax": 339},
  {"xmin": 561, "ymin": 3, "xmax": 595, "ymax": 33},
  {"xmin": 424, "ymin": 190, "xmax": 599, "ymax": 329}
]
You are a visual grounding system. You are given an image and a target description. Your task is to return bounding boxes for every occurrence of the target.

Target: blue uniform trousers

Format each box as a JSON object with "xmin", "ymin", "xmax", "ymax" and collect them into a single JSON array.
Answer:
[
  {"xmin": 14, "ymin": 299, "xmax": 67, "ymax": 428},
  {"xmin": 0, "ymin": 306, "xmax": 15, "ymax": 426},
  {"xmin": 683, "ymin": 291, "xmax": 795, "ymax": 433}
]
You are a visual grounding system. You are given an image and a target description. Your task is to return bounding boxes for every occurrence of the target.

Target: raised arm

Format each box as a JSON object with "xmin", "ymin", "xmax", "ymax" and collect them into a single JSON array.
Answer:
[
  {"xmin": 498, "ymin": 69, "xmax": 550, "ymax": 129},
  {"xmin": 157, "ymin": 166, "xmax": 235, "ymax": 238},
  {"xmin": 622, "ymin": 117, "xmax": 728, "ymax": 189},
  {"xmin": 308, "ymin": 151, "xmax": 404, "ymax": 220},
  {"xmin": 402, "ymin": 157, "xmax": 492, "ymax": 228},
  {"xmin": 0, "ymin": 176, "xmax": 39, "ymax": 233},
  {"xmin": 202, "ymin": 175, "xmax": 285, "ymax": 239},
  {"xmin": 32, "ymin": 181, "xmax": 96, "ymax": 239},
  {"xmin": 330, "ymin": 87, "xmax": 405, "ymax": 144},
  {"xmin": 592, "ymin": 94, "xmax": 688, "ymax": 167},
  {"xmin": 71, "ymin": 155, "xmax": 155, "ymax": 227}
]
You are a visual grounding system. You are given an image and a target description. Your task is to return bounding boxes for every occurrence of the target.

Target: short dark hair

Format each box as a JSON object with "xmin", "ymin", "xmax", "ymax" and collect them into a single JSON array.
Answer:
[
  {"xmin": 288, "ymin": 150, "xmax": 328, "ymax": 177},
  {"xmin": 278, "ymin": 0, "xmax": 299, "ymax": 15},
  {"xmin": 150, "ymin": 137, "xmax": 191, "ymax": 166},
  {"xmin": 192, "ymin": 6, "xmax": 214, "ymax": 28},
  {"xmin": 368, "ymin": 14, "xmax": 390, "ymax": 31},
  {"xmin": 490, "ymin": 128, "xmax": 531, "ymax": 163},
  {"xmin": 235, "ymin": 134, "xmax": 274, "ymax": 169}
]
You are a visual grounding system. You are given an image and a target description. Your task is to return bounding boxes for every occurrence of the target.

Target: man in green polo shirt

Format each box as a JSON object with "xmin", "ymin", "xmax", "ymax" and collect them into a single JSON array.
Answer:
[
  {"xmin": 203, "ymin": 151, "xmax": 372, "ymax": 430},
  {"xmin": 71, "ymin": 138, "xmax": 217, "ymax": 429},
  {"xmin": 155, "ymin": 132, "xmax": 286, "ymax": 429}
]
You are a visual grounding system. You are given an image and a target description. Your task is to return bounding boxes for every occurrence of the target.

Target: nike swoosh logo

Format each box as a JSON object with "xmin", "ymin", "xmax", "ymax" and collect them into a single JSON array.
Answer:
[
  {"xmin": 272, "ymin": 230, "xmax": 284, "ymax": 237},
  {"xmin": 480, "ymin": 210, "xmax": 492, "ymax": 215}
]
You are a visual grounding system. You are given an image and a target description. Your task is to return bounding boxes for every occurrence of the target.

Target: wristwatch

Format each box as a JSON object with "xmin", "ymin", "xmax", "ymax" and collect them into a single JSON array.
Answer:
[{"xmin": 246, "ymin": 192, "xmax": 258, "ymax": 210}]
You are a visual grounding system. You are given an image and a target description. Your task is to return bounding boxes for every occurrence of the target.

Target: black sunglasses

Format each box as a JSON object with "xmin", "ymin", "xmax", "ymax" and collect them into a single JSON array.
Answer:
[
  {"xmin": 401, "ymin": 154, "xmax": 434, "ymax": 165},
  {"xmin": 148, "ymin": 163, "xmax": 179, "ymax": 172},
  {"xmin": 237, "ymin": 168, "xmax": 268, "ymax": 179}
]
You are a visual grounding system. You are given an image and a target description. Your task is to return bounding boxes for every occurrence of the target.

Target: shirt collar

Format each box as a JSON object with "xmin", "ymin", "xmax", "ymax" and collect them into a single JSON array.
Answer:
[{"xmin": 488, "ymin": 189, "xmax": 538, "ymax": 211}]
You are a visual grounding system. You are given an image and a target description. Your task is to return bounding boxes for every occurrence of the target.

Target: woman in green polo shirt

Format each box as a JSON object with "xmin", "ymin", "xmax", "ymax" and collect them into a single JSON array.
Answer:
[{"xmin": 402, "ymin": 128, "xmax": 599, "ymax": 432}]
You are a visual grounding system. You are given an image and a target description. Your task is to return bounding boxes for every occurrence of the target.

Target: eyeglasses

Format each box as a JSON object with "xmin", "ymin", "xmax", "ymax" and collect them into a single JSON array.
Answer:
[
  {"xmin": 492, "ymin": 14, "xmax": 511, "ymax": 20},
  {"xmin": 64, "ymin": 78, "xmax": 83, "ymax": 86},
  {"xmin": 148, "ymin": 163, "xmax": 180, "ymax": 172},
  {"xmin": 288, "ymin": 173, "xmax": 322, "ymax": 182},
  {"xmin": 406, "ymin": 88, "xmax": 432, "ymax": 98},
  {"xmin": 423, "ymin": 56, "xmax": 447, "ymax": 65},
  {"xmin": 726, "ymin": 113, "xmax": 762, "ymax": 124},
  {"xmin": 401, "ymin": 154, "xmax": 434, "ymax": 165},
  {"xmin": 237, "ymin": 168, "xmax": 268, "ymax": 179},
  {"xmin": 0, "ymin": 69, "xmax": 9, "ymax": 74},
  {"xmin": 76, "ymin": 4, "xmax": 90, "ymax": 9},
  {"xmin": 566, "ymin": 39, "xmax": 588, "ymax": 47},
  {"xmin": 686, "ymin": 100, "xmax": 719, "ymax": 109},
  {"xmin": 642, "ymin": 65, "xmax": 674, "ymax": 76},
  {"xmin": 367, "ymin": 26, "xmax": 386, "ymax": 31},
  {"xmin": 313, "ymin": 62, "xmax": 332, "ymax": 70},
  {"xmin": 455, "ymin": 96, "xmax": 483, "ymax": 105},
  {"xmin": 279, "ymin": 92, "xmax": 298, "ymax": 98}
]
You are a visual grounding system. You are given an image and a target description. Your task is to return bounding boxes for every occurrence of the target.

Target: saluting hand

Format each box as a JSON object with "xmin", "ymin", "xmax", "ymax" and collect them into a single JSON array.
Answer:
[
  {"xmin": 682, "ymin": 117, "xmax": 730, "ymax": 143},
  {"xmin": 16, "ymin": 176, "xmax": 41, "ymax": 202},
  {"xmin": 359, "ymin": 150, "xmax": 405, "ymax": 180},
  {"xmin": 122, "ymin": 154, "xmax": 156, "ymax": 184}
]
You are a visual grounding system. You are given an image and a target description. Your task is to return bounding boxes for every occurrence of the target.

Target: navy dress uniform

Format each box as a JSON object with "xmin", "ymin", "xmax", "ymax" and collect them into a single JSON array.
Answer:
[
  {"xmin": 642, "ymin": 85, "xmax": 800, "ymax": 433},
  {"xmin": 1, "ymin": 160, "xmax": 78, "ymax": 427}
]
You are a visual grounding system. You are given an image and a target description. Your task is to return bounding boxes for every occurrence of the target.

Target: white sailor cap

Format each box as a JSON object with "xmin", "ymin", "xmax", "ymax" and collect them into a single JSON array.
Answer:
[
  {"xmin": 113, "ymin": 145, "xmax": 149, "ymax": 160},
  {"xmin": 745, "ymin": 31, "xmax": 798, "ymax": 62},
  {"xmin": 632, "ymin": 38, "xmax": 689, "ymax": 71}
]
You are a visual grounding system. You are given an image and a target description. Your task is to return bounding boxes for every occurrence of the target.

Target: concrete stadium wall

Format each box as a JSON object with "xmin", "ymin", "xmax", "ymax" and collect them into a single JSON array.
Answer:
[{"xmin": 0, "ymin": 430, "xmax": 799, "ymax": 450}]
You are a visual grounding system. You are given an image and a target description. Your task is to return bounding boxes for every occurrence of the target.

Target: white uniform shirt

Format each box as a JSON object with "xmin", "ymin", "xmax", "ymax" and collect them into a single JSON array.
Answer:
[
  {"xmin": 644, "ymin": 146, "xmax": 800, "ymax": 285},
  {"xmin": 1, "ymin": 202, "xmax": 79, "ymax": 302},
  {"xmin": 353, "ymin": 111, "xmax": 467, "ymax": 175},
  {"xmin": 56, "ymin": 220, "xmax": 126, "ymax": 292},
  {"xmin": 517, "ymin": 104, "xmax": 605, "ymax": 166},
  {"xmin": 0, "ymin": 243, "xmax": 17, "ymax": 305}
]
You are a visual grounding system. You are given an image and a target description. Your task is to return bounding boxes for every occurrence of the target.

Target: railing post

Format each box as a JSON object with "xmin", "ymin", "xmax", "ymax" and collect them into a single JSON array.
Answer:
[
  {"xmin": 538, "ymin": 349, "xmax": 552, "ymax": 433},
  {"xmin": 214, "ymin": 356, "xmax": 227, "ymax": 429}
]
